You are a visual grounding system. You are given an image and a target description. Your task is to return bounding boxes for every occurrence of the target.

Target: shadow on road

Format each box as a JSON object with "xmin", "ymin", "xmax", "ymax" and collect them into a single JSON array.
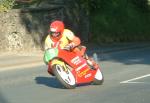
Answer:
[
  {"xmin": 97, "ymin": 47, "xmax": 150, "ymax": 66},
  {"xmin": 35, "ymin": 77, "xmax": 96, "ymax": 89},
  {"xmin": 35, "ymin": 76, "xmax": 64, "ymax": 89},
  {"xmin": 0, "ymin": 92, "xmax": 9, "ymax": 103}
]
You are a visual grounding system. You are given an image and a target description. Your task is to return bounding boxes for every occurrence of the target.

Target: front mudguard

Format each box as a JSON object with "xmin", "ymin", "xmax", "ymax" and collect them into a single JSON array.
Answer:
[{"xmin": 47, "ymin": 59, "xmax": 67, "ymax": 76}]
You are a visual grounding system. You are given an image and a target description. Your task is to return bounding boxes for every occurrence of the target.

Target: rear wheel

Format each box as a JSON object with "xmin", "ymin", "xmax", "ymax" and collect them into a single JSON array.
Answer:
[{"xmin": 52, "ymin": 64, "xmax": 76, "ymax": 89}]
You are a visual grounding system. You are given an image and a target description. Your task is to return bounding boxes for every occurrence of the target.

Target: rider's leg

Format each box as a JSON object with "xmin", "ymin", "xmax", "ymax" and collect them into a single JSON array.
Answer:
[
  {"xmin": 73, "ymin": 46, "xmax": 99, "ymax": 70},
  {"xmin": 72, "ymin": 45, "xmax": 86, "ymax": 57},
  {"xmin": 47, "ymin": 62, "xmax": 55, "ymax": 76},
  {"xmin": 84, "ymin": 53, "xmax": 99, "ymax": 70}
]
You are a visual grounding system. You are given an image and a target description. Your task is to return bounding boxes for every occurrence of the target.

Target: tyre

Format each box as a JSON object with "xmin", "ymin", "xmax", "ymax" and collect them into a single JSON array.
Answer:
[
  {"xmin": 93, "ymin": 68, "xmax": 104, "ymax": 85},
  {"xmin": 52, "ymin": 64, "xmax": 76, "ymax": 89}
]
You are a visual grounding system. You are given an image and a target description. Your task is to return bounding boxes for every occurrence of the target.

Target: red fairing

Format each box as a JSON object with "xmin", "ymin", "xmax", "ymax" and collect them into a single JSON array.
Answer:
[{"xmin": 57, "ymin": 49, "xmax": 97, "ymax": 84}]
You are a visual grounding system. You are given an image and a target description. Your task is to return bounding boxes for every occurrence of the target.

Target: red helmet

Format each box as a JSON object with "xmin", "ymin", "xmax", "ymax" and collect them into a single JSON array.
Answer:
[{"xmin": 49, "ymin": 20, "xmax": 64, "ymax": 39}]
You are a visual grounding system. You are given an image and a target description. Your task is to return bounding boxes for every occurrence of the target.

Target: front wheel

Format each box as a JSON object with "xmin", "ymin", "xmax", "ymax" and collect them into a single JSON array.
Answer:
[
  {"xmin": 52, "ymin": 64, "xmax": 76, "ymax": 89},
  {"xmin": 93, "ymin": 68, "xmax": 104, "ymax": 85}
]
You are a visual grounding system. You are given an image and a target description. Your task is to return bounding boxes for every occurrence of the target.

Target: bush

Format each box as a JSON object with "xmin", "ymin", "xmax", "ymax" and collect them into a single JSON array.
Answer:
[
  {"xmin": 0, "ymin": 0, "xmax": 15, "ymax": 12},
  {"xmin": 90, "ymin": 0, "xmax": 150, "ymax": 43}
]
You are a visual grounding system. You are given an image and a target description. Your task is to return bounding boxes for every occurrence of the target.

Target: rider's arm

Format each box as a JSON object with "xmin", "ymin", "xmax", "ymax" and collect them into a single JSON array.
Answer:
[
  {"xmin": 44, "ymin": 35, "xmax": 52, "ymax": 50},
  {"xmin": 71, "ymin": 36, "xmax": 81, "ymax": 47},
  {"xmin": 64, "ymin": 29, "xmax": 81, "ymax": 47}
]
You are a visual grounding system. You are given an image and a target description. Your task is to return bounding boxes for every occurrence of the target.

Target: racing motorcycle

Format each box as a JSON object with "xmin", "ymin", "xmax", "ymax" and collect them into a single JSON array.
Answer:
[{"xmin": 44, "ymin": 46, "xmax": 104, "ymax": 89}]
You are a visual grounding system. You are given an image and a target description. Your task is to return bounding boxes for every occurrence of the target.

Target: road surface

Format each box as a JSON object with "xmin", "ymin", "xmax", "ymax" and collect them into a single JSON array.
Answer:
[{"xmin": 0, "ymin": 47, "xmax": 150, "ymax": 103}]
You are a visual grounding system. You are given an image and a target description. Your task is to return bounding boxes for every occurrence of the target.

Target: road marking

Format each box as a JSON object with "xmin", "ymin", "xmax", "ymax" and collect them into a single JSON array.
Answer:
[{"xmin": 120, "ymin": 74, "xmax": 150, "ymax": 84}]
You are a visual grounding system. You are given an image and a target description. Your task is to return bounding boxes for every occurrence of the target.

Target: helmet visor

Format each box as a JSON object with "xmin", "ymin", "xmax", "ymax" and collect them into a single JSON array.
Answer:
[{"xmin": 49, "ymin": 31, "xmax": 61, "ymax": 37}]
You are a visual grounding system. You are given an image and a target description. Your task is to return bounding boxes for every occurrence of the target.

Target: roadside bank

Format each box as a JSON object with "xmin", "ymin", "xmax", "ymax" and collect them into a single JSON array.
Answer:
[{"xmin": 0, "ymin": 42, "xmax": 150, "ymax": 71}]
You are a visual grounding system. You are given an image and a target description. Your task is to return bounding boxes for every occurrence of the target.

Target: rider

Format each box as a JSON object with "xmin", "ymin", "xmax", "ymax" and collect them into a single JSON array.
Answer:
[{"xmin": 44, "ymin": 20, "xmax": 98, "ymax": 73}]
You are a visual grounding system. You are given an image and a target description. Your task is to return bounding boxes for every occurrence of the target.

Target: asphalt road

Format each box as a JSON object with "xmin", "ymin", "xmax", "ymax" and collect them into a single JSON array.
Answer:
[{"xmin": 0, "ymin": 47, "xmax": 150, "ymax": 103}]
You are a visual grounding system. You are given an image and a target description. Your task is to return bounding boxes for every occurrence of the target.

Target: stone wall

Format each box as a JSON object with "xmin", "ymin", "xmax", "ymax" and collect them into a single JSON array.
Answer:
[
  {"xmin": 0, "ymin": 9, "xmax": 39, "ymax": 52},
  {"xmin": 0, "ymin": 8, "xmax": 63, "ymax": 53},
  {"xmin": 0, "ymin": 1, "xmax": 89, "ymax": 53}
]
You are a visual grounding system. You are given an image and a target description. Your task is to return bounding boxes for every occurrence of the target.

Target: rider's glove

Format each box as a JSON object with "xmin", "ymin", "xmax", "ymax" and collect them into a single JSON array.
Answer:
[{"xmin": 63, "ymin": 43, "xmax": 75, "ymax": 51}]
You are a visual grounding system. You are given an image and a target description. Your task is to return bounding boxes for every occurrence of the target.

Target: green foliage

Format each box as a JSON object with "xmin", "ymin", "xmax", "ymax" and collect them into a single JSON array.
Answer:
[
  {"xmin": 0, "ymin": 0, "xmax": 15, "ymax": 12},
  {"xmin": 1, "ymin": 0, "xmax": 150, "ymax": 43},
  {"xmin": 76, "ymin": 0, "xmax": 102, "ymax": 15},
  {"xmin": 90, "ymin": 0, "xmax": 150, "ymax": 43},
  {"xmin": 131, "ymin": 0, "xmax": 149, "ymax": 11},
  {"xmin": 14, "ymin": 0, "xmax": 43, "ymax": 8}
]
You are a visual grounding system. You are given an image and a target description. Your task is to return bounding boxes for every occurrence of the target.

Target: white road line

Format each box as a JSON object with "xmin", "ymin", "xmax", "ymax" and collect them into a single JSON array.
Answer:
[{"xmin": 120, "ymin": 74, "xmax": 150, "ymax": 83}]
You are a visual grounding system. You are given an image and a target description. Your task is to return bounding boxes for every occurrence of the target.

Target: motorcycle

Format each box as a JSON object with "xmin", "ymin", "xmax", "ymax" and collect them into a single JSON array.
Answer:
[{"xmin": 43, "ymin": 46, "xmax": 104, "ymax": 89}]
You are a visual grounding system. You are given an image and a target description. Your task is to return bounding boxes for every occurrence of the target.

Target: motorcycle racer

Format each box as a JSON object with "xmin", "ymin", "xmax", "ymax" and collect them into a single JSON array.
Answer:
[{"xmin": 44, "ymin": 20, "xmax": 98, "ymax": 73}]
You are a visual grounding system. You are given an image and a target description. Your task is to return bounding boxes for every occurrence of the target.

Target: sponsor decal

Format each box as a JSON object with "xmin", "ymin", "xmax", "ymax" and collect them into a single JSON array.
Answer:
[
  {"xmin": 75, "ymin": 63, "xmax": 87, "ymax": 71},
  {"xmin": 85, "ymin": 73, "xmax": 92, "ymax": 78},
  {"xmin": 71, "ymin": 56, "xmax": 82, "ymax": 65},
  {"xmin": 77, "ymin": 68, "xmax": 89, "ymax": 77},
  {"xmin": 50, "ymin": 28, "xmax": 56, "ymax": 32}
]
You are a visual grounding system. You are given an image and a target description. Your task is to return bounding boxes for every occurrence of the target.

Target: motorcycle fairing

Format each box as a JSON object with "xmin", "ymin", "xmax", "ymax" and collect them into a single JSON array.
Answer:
[
  {"xmin": 57, "ymin": 49, "xmax": 97, "ymax": 84},
  {"xmin": 44, "ymin": 48, "xmax": 58, "ymax": 64}
]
